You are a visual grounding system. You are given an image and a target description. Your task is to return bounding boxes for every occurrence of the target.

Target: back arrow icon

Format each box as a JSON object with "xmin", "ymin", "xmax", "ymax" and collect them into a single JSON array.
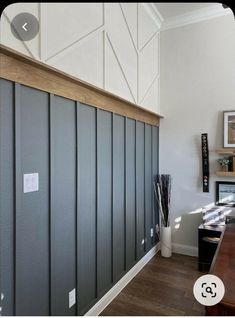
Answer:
[{"xmin": 22, "ymin": 22, "xmax": 27, "ymax": 31}]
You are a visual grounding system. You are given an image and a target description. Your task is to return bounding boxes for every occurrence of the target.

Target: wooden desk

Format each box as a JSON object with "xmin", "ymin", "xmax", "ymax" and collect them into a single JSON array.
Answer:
[{"xmin": 206, "ymin": 224, "xmax": 235, "ymax": 315}]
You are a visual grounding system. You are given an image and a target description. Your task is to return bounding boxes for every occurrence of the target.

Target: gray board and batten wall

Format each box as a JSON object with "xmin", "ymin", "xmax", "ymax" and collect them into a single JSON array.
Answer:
[{"xmin": 0, "ymin": 46, "xmax": 160, "ymax": 316}]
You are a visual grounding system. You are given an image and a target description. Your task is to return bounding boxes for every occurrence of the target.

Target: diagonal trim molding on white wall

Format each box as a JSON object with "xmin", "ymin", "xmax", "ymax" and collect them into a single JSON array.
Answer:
[
  {"xmin": 161, "ymin": 4, "xmax": 233, "ymax": 31},
  {"xmin": 85, "ymin": 243, "xmax": 161, "ymax": 316},
  {"xmin": 106, "ymin": 33, "xmax": 137, "ymax": 103}
]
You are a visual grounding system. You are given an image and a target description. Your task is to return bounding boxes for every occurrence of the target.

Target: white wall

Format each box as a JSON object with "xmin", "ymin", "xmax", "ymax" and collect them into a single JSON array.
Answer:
[
  {"xmin": 0, "ymin": 3, "xmax": 160, "ymax": 113},
  {"xmin": 160, "ymin": 14, "xmax": 235, "ymax": 253}
]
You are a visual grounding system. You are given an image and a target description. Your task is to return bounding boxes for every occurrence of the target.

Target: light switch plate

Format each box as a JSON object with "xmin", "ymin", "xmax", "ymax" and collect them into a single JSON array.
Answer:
[
  {"xmin": 23, "ymin": 173, "xmax": 39, "ymax": 193},
  {"xmin": 150, "ymin": 228, "xmax": 154, "ymax": 237},
  {"xmin": 69, "ymin": 288, "xmax": 76, "ymax": 308}
]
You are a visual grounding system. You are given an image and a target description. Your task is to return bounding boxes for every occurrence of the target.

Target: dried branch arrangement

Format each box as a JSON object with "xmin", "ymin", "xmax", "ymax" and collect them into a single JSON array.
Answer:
[{"xmin": 154, "ymin": 174, "xmax": 171, "ymax": 227}]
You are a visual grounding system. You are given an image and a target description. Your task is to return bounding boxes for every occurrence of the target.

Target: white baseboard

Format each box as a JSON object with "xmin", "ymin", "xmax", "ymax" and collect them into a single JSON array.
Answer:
[
  {"xmin": 172, "ymin": 243, "xmax": 198, "ymax": 257},
  {"xmin": 85, "ymin": 243, "xmax": 160, "ymax": 316}
]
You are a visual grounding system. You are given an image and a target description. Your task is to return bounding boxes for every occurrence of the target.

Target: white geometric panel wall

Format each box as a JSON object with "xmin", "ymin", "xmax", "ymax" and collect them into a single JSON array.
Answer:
[
  {"xmin": 105, "ymin": 3, "xmax": 138, "ymax": 103},
  {"xmin": 0, "ymin": 13, "xmax": 27, "ymax": 57},
  {"xmin": 138, "ymin": 4, "xmax": 159, "ymax": 50},
  {"xmin": 0, "ymin": 2, "xmax": 40, "ymax": 59},
  {"xmin": 48, "ymin": 31, "xmax": 104, "ymax": 88},
  {"xmin": 121, "ymin": 3, "xmax": 138, "ymax": 49},
  {"xmin": 0, "ymin": 2, "xmax": 160, "ymax": 113},
  {"xmin": 141, "ymin": 77, "xmax": 160, "ymax": 112},
  {"xmin": 139, "ymin": 33, "xmax": 159, "ymax": 102},
  {"xmin": 40, "ymin": 3, "xmax": 104, "ymax": 61},
  {"xmin": 105, "ymin": 35, "xmax": 135, "ymax": 103}
]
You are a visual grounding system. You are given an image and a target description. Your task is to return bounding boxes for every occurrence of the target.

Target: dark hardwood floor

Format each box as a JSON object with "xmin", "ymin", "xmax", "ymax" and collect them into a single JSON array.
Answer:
[{"xmin": 100, "ymin": 253, "xmax": 205, "ymax": 316}]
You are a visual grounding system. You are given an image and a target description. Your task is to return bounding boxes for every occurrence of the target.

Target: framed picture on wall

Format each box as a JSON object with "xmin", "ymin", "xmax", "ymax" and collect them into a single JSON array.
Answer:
[
  {"xmin": 215, "ymin": 181, "xmax": 235, "ymax": 207},
  {"xmin": 224, "ymin": 111, "xmax": 235, "ymax": 147}
]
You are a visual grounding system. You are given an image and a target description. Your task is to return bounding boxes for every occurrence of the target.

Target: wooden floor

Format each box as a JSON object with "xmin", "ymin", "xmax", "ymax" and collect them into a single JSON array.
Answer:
[{"xmin": 101, "ymin": 253, "xmax": 205, "ymax": 316}]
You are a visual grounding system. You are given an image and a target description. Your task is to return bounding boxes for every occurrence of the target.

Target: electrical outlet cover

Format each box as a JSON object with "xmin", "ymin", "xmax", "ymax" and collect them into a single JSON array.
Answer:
[
  {"xmin": 69, "ymin": 288, "xmax": 76, "ymax": 308},
  {"xmin": 23, "ymin": 173, "xmax": 39, "ymax": 193}
]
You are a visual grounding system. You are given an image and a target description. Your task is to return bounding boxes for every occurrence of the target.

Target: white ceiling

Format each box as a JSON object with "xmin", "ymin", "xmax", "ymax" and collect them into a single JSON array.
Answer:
[
  {"xmin": 154, "ymin": 3, "xmax": 223, "ymax": 19},
  {"xmin": 151, "ymin": 3, "xmax": 232, "ymax": 30}
]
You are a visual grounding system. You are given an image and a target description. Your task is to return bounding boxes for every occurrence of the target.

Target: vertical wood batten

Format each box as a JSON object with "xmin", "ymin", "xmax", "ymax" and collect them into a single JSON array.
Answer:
[
  {"xmin": 145, "ymin": 124, "xmax": 152, "ymax": 252},
  {"xmin": 0, "ymin": 80, "xmax": 15, "ymax": 315},
  {"xmin": 152, "ymin": 126, "xmax": 155, "ymax": 242},
  {"xmin": 111, "ymin": 113, "xmax": 114, "ymax": 284},
  {"xmin": 150, "ymin": 126, "xmax": 153, "ymax": 247},
  {"xmin": 151, "ymin": 125, "xmax": 154, "ymax": 245},
  {"xmin": 75, "ymin": 101, "xmax": 79, "ymax": 316},
  {"xmin": 49, "ymin": 93, "xmax": 53, "ymax": 316},
  {"xmin": 15, "ymin": 85, "xmax": 50, "ymax": 315},
  {"xmin": 50, "ymin": 96, "xmax": 76, "ymax": 315},
  {"xmin": 97, "ymin": 109, "xmax": 112, "ymax": 296},
  {"xmin": 125, "ymin": 118, "xmax": 136, "ymax": 269},
  {"xmin": 152, "ymin": 126, "xmax": 160, "ymax": 243},
  {"xmin": 156, "ymin": 127, "xmax": 160, "ymax": 232},
  {"xmin": 124, "ymin": 117, "xmax": 127, "ymax": 270},
  {"xmin": 135, "ymin": 120, "xmax": 138, "ymax": 262},
  {"xmin": 13, "ymin": 83, "xmax": 19, "ymax": 317},
  {"xmin": 124, "ymin": 117, "xmax": 127, "ymax": 271},
  {"xmin": 113, "ymin": 114, "xmax": 125, "ymax": 282},
  {"xmin": 14, "ymin": 83, "xmax": 21, "ymax": 316},
  {"xmin": 136, "ymin": 121, "xmax": 145, "ymax": 260},
  {"xmin": 77, "ymin": 103, "xmax": 97, "ymax": 314},
  {"xmin": 95, "ymin": 108, "xmax": 98, "ymax": 300},
  {"xmin": 96, "ymin": 108, "xmax": 100, "ymax": 298},
  {"xmin": 144, "ymin": 123, "xmax": 146, "ymax": 253}
]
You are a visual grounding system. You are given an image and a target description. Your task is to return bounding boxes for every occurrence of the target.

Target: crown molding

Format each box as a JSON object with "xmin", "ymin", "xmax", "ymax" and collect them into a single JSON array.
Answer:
[
  {"xmin": 159, "ymin": 4, "xmax": 233, "ymax": 31},
  {"xmin": 143, "ymin": 3, "xmax": 164, "ymax": 30}
]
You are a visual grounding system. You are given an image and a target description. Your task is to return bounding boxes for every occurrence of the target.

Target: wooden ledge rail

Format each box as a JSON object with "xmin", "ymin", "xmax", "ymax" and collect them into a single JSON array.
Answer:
[{"xmin": 0, "ymin": 44, "xmax": 163, "ymax": 126}]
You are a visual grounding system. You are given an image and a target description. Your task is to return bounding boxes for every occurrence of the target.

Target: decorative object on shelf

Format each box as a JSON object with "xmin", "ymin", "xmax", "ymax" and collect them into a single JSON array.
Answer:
[
  {"xmin": 215, "ymin": 181, "xmax": 235, "ymax": 207},
  {"xmin": 153, "ymin": 174, "xmax": 172, "ymax": 258},
  {"xmin": 215, "ymin": 149, "xmax": 235, "ymax": 176},
  {"xmin": 223, "ymin": 111, "xmax": 235, "ymax": 147},
  {"xmin": 217, "ymin": 157, "xmax": 231, "ymax": 172},
  {"xmin": 201, "ymin": 133, "xmax": 209, "ymax": 192}
]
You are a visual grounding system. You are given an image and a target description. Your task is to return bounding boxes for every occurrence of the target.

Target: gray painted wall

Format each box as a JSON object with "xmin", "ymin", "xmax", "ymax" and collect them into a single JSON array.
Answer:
[{"xmin": 0, "ymin": 79, "xmax": 159, "ymax": 316}]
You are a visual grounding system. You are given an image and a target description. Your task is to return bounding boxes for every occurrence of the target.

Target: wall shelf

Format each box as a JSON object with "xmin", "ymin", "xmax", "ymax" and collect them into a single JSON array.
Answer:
[
  {"xmin": 216, "ymin": 148, "xmax": 235, "ymax": 155},
  {"xmin": 216, "ymin": 171, "xmax": 235, "ymax": 177}
]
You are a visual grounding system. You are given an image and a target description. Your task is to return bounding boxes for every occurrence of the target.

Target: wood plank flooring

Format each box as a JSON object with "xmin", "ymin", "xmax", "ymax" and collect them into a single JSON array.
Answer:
[{"xmin": 100, "ymin": 253, "xmax": 205, "ymax": 316}]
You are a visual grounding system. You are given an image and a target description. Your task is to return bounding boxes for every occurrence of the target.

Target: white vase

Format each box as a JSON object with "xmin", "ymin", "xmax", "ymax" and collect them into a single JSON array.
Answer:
[{"xmin": 161, "ymin": 226, "xmax": 172, "ymax": 258}]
